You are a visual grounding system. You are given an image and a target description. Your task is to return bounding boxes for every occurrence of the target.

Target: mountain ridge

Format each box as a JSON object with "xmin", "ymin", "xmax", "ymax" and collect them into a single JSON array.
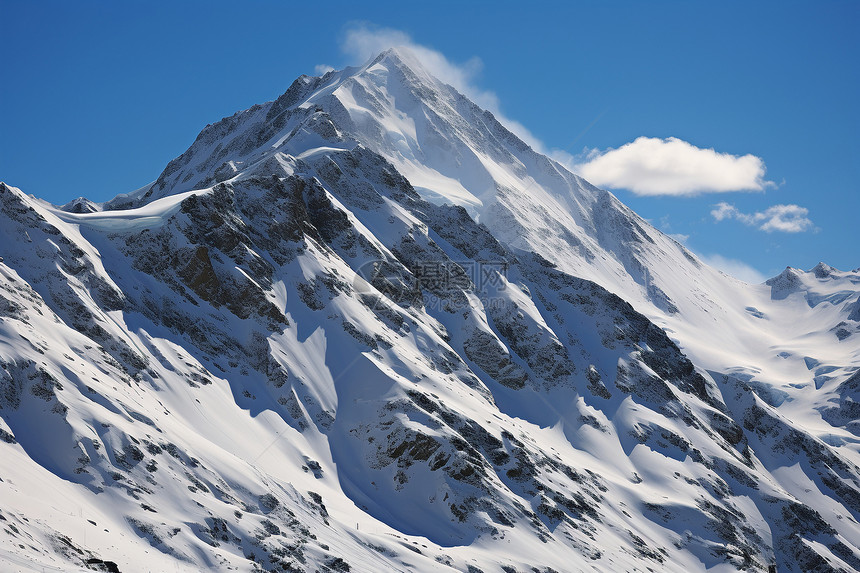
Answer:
[{"xmin": 1, "ymin": 48, "xmax": 859, "ymax": 572}]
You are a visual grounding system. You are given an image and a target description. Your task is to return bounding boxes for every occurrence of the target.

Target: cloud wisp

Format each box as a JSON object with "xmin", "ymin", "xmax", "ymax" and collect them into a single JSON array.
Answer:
[
  {"xmin": 698, "ymin": 253, "xmax": 768, "ymax": 284},
  {"xmin": 711, "ymin": 202, "xmax": 814, "ymax": 233},
  {"xmin": 341, "ymin": 26, "xmax": 482, "ymax": 96},
  {"xmin": 335, "ymin": 24, "xmax": 545, "ymax": 152},
  {"xmin": 654, "ymin": 224, "xmax": 766, "ymax": 283},
  {"xmin": 573, "ymin": 136, "xmax": 775, "ymax": 196}
]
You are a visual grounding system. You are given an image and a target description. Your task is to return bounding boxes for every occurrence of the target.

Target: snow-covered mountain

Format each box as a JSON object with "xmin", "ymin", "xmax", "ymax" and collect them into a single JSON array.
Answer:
[{"xmin": 2, "ymin": 48, "xmax": 859, "ymax": 572}]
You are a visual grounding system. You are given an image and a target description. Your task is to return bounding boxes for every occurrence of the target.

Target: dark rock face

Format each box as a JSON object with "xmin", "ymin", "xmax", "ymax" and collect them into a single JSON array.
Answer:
[
  {"xmin": 0, "ymin": 184, "xmax": 145, "ymax": 378},
  {"xmin": 61, "ymin": 197, "xmax": 101, "ymax": 214},
  {"xmin": 462, "ymin": 330, "xmax": 529, "ymax": 390},
  {"xmin": 820, "ymin": 369, "xmax": 860, "ymax": 435},
  {"xmin": 766, "ymin": 267, "xmax": 804, "ymax": 300},
  {"xmin": 848, "ymin": 299, "xmax": 860, "ymax": 322}
]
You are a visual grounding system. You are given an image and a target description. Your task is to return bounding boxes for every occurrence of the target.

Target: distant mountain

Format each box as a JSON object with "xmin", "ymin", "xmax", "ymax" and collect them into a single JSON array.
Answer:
[{"xmin": 1, "ymin": 48, "xmax": 859, "ymax": 572}]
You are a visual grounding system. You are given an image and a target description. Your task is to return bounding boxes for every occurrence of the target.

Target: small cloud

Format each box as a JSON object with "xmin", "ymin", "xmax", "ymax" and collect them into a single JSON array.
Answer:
[
  {"xmin": 710, "ymin": 202, "xmax": 738, "ymax": 222},
  {"xmin": 314, "ymin": 64, "xmax": 335, "ymax": 75},
  {"xmin": 339, "ymin": 24, "xmax": 545, "ymax": 151},
  {"xmin": 656, "ymin": 215, "xmax": 689, "ymax": 244},
  {"xmin": 549, "ymin": 148, "xmax": 578, "ymax": 170},
  {"xmin": 573, "ymin": 136, "xmax": 775, "ymax": 196},
  {"xmin": 711, "ymin": 202, "xmax": 815, "ymax": 233},
  {"xmin": 699, "ymin": 253, "xmax": 767, "ymax": 284}
]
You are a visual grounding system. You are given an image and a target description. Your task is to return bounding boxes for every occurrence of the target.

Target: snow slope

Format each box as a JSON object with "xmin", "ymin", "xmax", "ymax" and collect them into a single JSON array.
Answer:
[{"xmin": 2, "ymin": 48, "xmax": 859, "ymax": 572}]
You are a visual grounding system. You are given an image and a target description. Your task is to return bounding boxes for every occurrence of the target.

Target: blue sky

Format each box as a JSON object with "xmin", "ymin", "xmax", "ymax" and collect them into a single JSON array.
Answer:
[{"xmin": 2, "ymin": 1, "xmax": 857, "ymax": 280}]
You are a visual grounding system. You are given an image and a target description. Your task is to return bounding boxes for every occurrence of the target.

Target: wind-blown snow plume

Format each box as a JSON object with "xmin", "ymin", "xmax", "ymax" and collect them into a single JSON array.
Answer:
[
  {"xmin": 340, "ymin": 24, "xmax": 545, "ymax": 151},
  {"xmin": 698, "ymin": 253, "xmax": 768, "ymax": 283}
]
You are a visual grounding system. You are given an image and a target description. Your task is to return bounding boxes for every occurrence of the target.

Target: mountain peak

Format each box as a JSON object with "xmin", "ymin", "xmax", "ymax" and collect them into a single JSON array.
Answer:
[
  {"xmin": 367, "ymin": 46, "xmax": 421, "ymax": 68},
  {"xmin": 4, "ymin": 43, "xmax": 860, "ymax": 573},
  {"xmin": 811, "ymin": 261, "xmax": 837, "ymax": 278},
  {"xmin": 356, "ymin": 45, "xmax": 442, "ymax": 93}
]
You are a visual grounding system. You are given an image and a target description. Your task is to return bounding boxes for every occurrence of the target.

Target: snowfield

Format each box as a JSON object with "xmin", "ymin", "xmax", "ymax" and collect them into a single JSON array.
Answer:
[{"xmin": 1, "ymin": 48, "xmax": 859, "ymax": 573}]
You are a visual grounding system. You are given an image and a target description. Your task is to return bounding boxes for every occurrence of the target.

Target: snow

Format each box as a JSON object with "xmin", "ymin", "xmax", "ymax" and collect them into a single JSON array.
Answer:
[
  {"xmin": 1, "ymin": 47, "xmax": 858, "ymax": 573},
  {"xmin": 48, "ymin": 189, "xmax": 209, "ymax": 231}
]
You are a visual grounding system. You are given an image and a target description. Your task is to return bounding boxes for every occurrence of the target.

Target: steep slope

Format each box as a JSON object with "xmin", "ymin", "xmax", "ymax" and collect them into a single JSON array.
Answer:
[
  {"xmin": 112, "ymin": 49, "xmax": 686, "ymax": 318},
  {"xmin": 107, "ymin": 48, "xmax": 854, "ymax": 394},
  {"xmin": 2, "ymin": 48, "xmax": 859, "ymax": 572}
]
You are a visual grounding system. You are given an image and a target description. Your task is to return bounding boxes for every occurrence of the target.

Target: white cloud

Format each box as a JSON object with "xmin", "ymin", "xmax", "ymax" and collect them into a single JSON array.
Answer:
[
  {"xmin": 550, "ymin": 149, "xmax": 579, "ymax": 170},
  {"xmin": 710, "ymin": 202, "xmax": 738, "ymax": 221},
  {"xmin": 342, "ymin": 26, "xmax": 481, "ymax": 92},
  {"xmin": 339, "ymin": 24, "xmax": 545, "ymax": 151},
  {"xmin": 699, "ymin": 253, "xmax": 767, "ymax": 284},
  {"xmin": 711, "ymin": 202, "xmax": 814, "ymax": 233},
  {"xmin": 573, "ymin": 136, "xmax": 775, "ymax": 196},
  {"xmin": 314, "ymin": 64, "xmax": 335, "ymax": 75}
]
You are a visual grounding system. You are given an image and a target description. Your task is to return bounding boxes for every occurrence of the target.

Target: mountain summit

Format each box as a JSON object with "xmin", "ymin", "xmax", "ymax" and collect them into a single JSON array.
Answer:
[{"xmin": 2, "ymin": 49, "xmax": 859, "ymax": 572}]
